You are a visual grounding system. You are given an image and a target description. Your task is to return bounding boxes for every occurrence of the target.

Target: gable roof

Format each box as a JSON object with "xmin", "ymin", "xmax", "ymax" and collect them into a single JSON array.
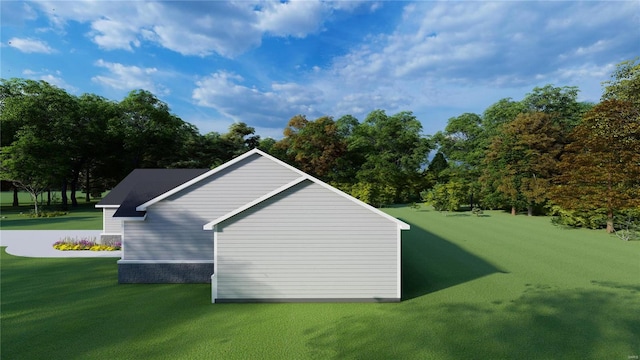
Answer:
[
  {"xmin": 95, "ymin": 169, "xmax": 209, "ymax": 217},
  {"xmin": 133, "ymin": 148, "xmax": 410, "ymax": 231}
]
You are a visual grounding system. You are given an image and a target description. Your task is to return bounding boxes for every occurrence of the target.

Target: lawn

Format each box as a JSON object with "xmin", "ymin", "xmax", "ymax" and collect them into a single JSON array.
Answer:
[
  {"xmin": 0, "ymin": 191, "xmax": 102, "ymax": 230},
  {"xmin": 1, "ymin": 206, "xmax": 639, "ymax": 359}
]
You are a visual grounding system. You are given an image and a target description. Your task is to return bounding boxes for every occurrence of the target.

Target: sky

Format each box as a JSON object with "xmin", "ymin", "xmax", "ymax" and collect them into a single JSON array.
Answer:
[{"xmin": 2, "ymin": 1, "xmax": 639, "ymax": 139}]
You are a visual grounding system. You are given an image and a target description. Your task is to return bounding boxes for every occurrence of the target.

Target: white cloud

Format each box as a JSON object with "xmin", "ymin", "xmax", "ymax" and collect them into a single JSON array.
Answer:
[
  {"xmin": 192, "ymin": 71, "xmax": 324, "ymax": 123},
  {"xmin": 7, "ymin": 37, "xmax": 55, "ymax": 53},
  {"xmin": 29, "ymin": 0, "xmax": 366, "ymax": 57},
  {"xmin": 92, "ymin": 59, "xmax": 168, "ymax": 95},
  {"xmin": 256, "ymin": 0, "xmax": 328, "ymax": 37}
]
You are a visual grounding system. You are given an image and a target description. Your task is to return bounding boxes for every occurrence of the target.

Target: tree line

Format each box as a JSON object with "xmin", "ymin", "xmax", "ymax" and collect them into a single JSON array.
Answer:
[{"xmin": 1, "ymin": 59, "xmax": 638, "ymax": 232}]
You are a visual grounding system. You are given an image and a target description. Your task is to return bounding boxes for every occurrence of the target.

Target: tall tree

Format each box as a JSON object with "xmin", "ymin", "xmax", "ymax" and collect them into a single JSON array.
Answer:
[
  {"xmin": 351, "ymin": 110, "xmax": 432, "ymax": 204},
  {"xmin": 425, "ymin": 152, "xmax": 449, "ymax": 186},
  {"xmin": 0, "ymin": 128, "xmax": 59, "ymax": 215},
  {"xmin": 114, "ymin": 90, "xmax": 194, "ymax": 171},
  {"xmin": 521, "ymin": 84, "xmax": 591, "ymax": 130},
  {"xmin": 434, "ymin": 113, "xmax": 484, "ymax": 207},
  {"xmin": 0, "ymin": 79, "xmax": 79, "ymax": 208},
  {"xmin": 221, "ymin": 122, "xmax": 260, "ymax": 158},
  {"xmin": 483, "ymin": 112, "xmax": 564, "ymax": 216},
  {"xmin": 552, "ymin": 100, "xmax": 640, "ymax": 232},
  {"xmin": 602, "ymin": 57, "xmax": 640, "ymax": 105},
  {"xmin": 275, "ymin": 115, "xmax": 346, "ymax": 181}
]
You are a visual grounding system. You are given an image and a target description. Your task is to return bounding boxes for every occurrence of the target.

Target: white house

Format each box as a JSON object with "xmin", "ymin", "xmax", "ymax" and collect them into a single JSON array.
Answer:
[{"xmin": 96, "ymin": 149, "xmax": 410, "ymax": 302}]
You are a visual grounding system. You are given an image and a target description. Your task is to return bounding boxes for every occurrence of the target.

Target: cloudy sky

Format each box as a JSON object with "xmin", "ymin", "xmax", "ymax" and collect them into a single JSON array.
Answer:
[{"xmin": 2, "ymin": 1, "xmax": 638, "ymax": 138}]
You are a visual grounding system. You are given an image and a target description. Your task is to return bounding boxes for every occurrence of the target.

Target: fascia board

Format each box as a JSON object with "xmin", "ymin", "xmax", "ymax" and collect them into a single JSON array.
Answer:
[{"xmin": 95, "ymin": 204, "xmax": 120, "ymax": 209}]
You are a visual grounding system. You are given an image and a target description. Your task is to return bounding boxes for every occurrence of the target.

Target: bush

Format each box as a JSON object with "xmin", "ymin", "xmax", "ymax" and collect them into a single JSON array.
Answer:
[
  {"xmin": 25, "ymin": 210, "xmax": 68, "ymax": 218},
  {"xmin": 548, "ymin": 205, "xmax": 608, "ymax": 229},
  {"xmin": 53, "ymin": 236, "xmax": 121, "ymax": 251}
]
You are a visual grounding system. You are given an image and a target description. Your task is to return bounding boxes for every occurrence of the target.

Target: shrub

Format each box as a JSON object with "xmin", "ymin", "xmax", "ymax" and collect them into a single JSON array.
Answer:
[
  {"xmin": 53, "ymin": 236, "xmax": 121, "ymax": 251},
  {"xmin": 24, "ymin": 210, "xmax": 68, "ymax": 218}
]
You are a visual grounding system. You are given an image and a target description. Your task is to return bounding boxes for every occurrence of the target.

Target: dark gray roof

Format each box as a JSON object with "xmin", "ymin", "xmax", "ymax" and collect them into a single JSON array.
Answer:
[{"xmin": 96, "ymin": 169, "xmax": 209, "ymax": 217}]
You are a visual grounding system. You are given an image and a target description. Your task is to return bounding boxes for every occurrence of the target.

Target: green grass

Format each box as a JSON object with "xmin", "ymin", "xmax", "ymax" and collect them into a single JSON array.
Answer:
[
  {"xmin": 0, "ymin": 192, "xmax": 102, "ymax": 230},
  {"xmin": 1, "ymin": 206, "xmax": 639, "ymax": 359}
]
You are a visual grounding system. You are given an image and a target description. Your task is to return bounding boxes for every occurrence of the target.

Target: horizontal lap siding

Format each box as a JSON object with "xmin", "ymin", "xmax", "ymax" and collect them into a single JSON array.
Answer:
[
  {"xmin": 217, "ymin": 181, "xmax": 399, "ymax": 300},
  {"xmin": 103, "ymin": 208, "xmax": 121, "ymax": 233},
  {"xmin": 123, "ymin": 154, "xmax": 300, "ymax": 261}
]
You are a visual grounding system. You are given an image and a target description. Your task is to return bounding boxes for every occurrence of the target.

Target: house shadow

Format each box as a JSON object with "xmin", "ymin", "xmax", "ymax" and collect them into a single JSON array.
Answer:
[{"xmin": 401, "ymin": 220, "xmax": 503, "ymax": 300}]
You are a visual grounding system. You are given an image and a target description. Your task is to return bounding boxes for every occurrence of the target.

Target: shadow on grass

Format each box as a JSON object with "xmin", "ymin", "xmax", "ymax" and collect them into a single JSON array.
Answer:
[
  {"xmin": 0, "ymin": 216, "xmax": 97, "ymax": 228},
  {"xmin": 0, "ymin": 248, "xmax": 216, "ymax": 360},
  {"xmin": 305, "ymin": 285, "xmax": 640, "ymax": 359},
  {"xmin": 401, "ymin": 220, "xmax": 503, "ymax": 300}
]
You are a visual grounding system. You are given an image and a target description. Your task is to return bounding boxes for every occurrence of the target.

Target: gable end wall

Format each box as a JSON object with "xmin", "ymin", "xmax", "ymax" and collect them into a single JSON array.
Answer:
[
  {"xmin": 216, "ymin": 180, "xmax": 399, "ymax": 300},
  {"xmin": 122, "ymin": 154, "xmax": 301, "ymax": 261}
]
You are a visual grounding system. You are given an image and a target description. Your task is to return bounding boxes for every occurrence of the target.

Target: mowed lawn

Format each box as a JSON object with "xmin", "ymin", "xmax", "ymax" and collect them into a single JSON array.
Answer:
[
  {"xmin": 0, "ymin": 191, "xmax": 102, "ymax": 230},
  {"xmin": 1, "ymin": 205, "xmax": 639, "ymax": 359}
]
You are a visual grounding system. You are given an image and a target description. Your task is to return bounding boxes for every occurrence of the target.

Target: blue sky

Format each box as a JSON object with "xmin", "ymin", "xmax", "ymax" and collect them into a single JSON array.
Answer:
[{"xmin": 2, "ymin": 1, "xmax": 638, "ymax": 139}]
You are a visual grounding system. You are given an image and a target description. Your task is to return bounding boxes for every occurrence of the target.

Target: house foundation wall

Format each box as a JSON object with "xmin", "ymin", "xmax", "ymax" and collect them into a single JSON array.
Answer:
[{"xmin": 118, "ymin": 262, "xmax": 214, "ymax": 283}]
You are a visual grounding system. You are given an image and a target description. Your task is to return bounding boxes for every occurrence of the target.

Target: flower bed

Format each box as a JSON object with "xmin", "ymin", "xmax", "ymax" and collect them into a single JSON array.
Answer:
[{"xmin": 53, "ymin": 236, "xmax": 121, "ymax": 251}]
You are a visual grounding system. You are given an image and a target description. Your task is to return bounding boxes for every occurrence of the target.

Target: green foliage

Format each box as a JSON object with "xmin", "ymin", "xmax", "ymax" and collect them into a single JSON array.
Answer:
[
  {"xmin": 602, "ymin": 57, "xmax": 640, "ymax": 105},
  {"xmin": 521, "ymin": 84, "xmax": 587, "ymax": 129},
  {"xmin": 346, "ymin": 182, "xmax": 396, "ymax": 208},
  {"xmin": 351, "ymin": 110, "xmax": 433, "ymax": 203},
  {"xmin": 483, "ymin": 112, "xmax": 564, "ymax": 215},
  {"xmin": 421, "ymin": 180, "xmax": 467, "ymax": 212},
  {"xmin": 552, "ymin": 99, "xmax": 640, "ymax": 232},
  {"xmin": 25, "ymin": 210, "xmax": 68, "ymax": 218},
  {"xmin": 549, "ymin": 205, "xmax": 609, "ymax": 229}
]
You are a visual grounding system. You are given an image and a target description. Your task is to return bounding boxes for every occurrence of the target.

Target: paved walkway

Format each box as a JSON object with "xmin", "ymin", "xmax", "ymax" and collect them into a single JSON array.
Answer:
[{"xmin": 0, "ymin": 230, "xmax": 121, "ymax": 258}]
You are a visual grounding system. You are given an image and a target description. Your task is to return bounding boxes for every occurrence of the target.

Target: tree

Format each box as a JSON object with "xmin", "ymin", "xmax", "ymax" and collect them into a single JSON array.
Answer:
[
  {"xmin": 421, "ymin": 180, "xmax": 467, "ymax": 213},
  {"xmin": 482, "ymin": 98, "xmax": 525, "ymax": 137},
  {"xmin": 483, "ymin": 112, "xmax": 564, "ymax": 216},
  {"xmin": 425, "ymin": 152, "xmax": 449, "ymax": 185},
  {"xmin": 0, "ymin": 79, "xmax": 80, "ymax": 208},
  {"xmin": 0, "ymin": 128, "xmax": 58, "ymax": 215},
  {"xmin": 434, "ymin": 113, "xmax": 484, "ymax": 207},
  {"xmin": 275, "ymin": 115, "xmax": 347, "ymax": 181},
  {"xmin": 350, "ymin": 110, "xmax": 432, "ymax": 204},
  {"xmin": 602, "ymin": 57, "xmax": 640, "ymax": 105},
  {"xmin": 221, "ymin": 122, "xmax": 260, "ymax": 158},
  {"xmin": 114, "ymin": 90, "xmax": 194, "ymax": 171},
  {"xmin": 521, "ymin": 85, "xmax": 586, "ymax": 129},
  {"xmin": 552, "ymin": 100, "xmax": 640, "ymax": 233}
]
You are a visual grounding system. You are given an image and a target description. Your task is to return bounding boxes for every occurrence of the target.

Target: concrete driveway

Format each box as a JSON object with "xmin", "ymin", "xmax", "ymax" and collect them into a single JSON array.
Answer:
[{"xmin": 0, "ymin": 230, "xmax": 121, "ymax": 258}]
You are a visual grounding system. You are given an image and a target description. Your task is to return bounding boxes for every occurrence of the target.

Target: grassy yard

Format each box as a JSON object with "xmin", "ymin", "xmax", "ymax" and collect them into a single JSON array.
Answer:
[
  {"xmin": 0, "ymin": 191, "xmax": 102, "ymax": 230},
  {"xmin": 1, "ymin": 206, "xmax": 638, "ymax": 359}
]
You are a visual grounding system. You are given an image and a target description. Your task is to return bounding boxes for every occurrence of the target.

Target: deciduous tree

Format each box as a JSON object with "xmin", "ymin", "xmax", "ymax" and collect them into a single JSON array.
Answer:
[
  {"xmin": 483, "ymin": 112, "xmax": 564, "ymax": 216},
  {"xmin": 552, "ymin": 100, "xmax": 640, "ymax": 232}
]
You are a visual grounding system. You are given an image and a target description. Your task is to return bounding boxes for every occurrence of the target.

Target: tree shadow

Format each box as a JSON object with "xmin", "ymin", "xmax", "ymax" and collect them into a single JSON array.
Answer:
[
  {"xmin": 401, "ymin": 221, "xmax": 503, "ymax": 300},
  {"xmin": 306, "ymin": 285, "xmax": 640, "ymax": 359},
  {"xmin": 0, "ymin": 216, "xmax": 97, "ymax": 228}
]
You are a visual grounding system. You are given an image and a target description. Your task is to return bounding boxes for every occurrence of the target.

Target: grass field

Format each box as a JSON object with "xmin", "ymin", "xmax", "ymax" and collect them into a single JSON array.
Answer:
[
  {"xmin": 1, "ymin": 206, "xmax": 639, "ymax": 359},
  {"xmin": 0, "ymin": 191, "xmax": 102, "ymax": 230}
]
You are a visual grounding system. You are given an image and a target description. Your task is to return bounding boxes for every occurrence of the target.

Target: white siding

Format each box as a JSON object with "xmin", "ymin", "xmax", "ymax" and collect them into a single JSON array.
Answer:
[
  {"xmin": 216, "ymin": 180, "xmax": 399, "ymax": 300},
  {"xmin": 103, "ymin": 208, "xmax": 121, "ymax": 234},
  {"xmin": 123, "ymin": 154, "xmax": 300, "ymax": 260}
]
